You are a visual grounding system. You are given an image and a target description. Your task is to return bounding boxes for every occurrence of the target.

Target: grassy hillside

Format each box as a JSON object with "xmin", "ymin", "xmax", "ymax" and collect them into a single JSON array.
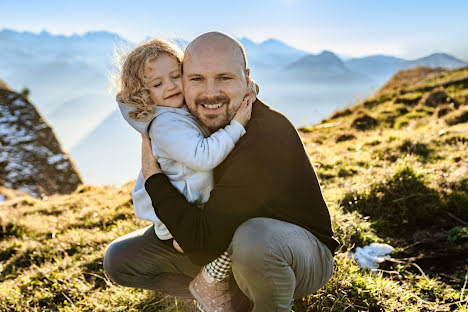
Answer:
[{"xmin": 1, "ymin": 67, "xmax": 467, "ymax": 311}]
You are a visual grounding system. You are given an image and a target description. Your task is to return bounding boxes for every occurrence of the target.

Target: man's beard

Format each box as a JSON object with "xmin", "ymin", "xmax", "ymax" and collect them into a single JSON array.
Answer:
[
  {"xmin": 192, "ymin": 95, "xmax": 239, "ymax": 132},
  {"xmin": 195, "ymin": 95, "xmax": 230, "ymax": 107}
]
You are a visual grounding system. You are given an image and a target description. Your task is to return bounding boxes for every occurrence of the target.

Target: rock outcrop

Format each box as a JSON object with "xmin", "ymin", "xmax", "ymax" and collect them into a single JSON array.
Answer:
[{"xmin": 0, "ymin": 79, "xmax": 82, "ymax": 197}]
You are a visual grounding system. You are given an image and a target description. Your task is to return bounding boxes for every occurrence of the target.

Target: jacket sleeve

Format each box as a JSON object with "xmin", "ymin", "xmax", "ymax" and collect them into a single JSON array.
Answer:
[
  {"xmin": 144, "ymin": 141, "xmax": 266, "ymax": 265},
  {"xmin": 150, "ymin": 113, "xmax": 246, "ymax": 172},
  {"xmin": 132, "ymin": 170, "xmax": 173, "ymax": 240}
]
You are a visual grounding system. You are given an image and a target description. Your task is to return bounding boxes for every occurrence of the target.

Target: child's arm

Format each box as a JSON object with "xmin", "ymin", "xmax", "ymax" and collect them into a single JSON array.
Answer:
[
  {"xmin": 150, "ymin": 98, "xmax": 252, "ymax": 172},
  {"xmin": 150, "ymin": 117, "xmax": 241, "ymax": 172}
]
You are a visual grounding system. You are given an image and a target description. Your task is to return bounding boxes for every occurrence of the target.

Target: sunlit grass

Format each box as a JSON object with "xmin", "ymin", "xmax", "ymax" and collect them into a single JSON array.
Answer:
[{"xmin": 1, "ymin": 66, "xmax": 468, "ymax": 311}]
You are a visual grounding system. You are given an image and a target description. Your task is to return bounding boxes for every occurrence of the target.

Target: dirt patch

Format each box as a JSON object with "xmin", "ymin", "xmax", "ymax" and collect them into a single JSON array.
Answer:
[
  {"xmin": 399, "ymin": 140, "xmax": 433, "ymax": 159},
  {"xmin": 351, "ymin": 114, "xmax": 378, "ymax": 130},
  {"xmin": 421, "ymin": 88, "xmax": 459, "ymax": 108},
  {"xmin": 434, "ymin": 105, "xmax": 455, "ymax": 117},
  {"xmin": 444, "ymin": 107, "xmax": 468, "ymax": 125},
  {"xmin": 336, "ymin": 133, "xmax": 356, "ymax": 142},
  {"xmin": 329, "ymin": 108, "xmax": 353, "ymax": 120}
]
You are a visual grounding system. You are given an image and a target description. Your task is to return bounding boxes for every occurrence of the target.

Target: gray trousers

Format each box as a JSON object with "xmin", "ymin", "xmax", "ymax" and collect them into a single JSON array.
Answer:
[{"xmin": 104, "ymin": 217, "xmax": 334, "ymax": 312}]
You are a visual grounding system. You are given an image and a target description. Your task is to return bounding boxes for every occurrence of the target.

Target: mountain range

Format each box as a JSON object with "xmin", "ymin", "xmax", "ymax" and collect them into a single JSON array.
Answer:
[{"xmin": 0, "ymin": 28, "xmax": 466, "ymax": 185}]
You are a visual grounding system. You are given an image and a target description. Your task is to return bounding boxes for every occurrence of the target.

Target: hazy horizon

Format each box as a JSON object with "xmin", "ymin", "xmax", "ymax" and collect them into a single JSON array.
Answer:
[
  {"xmin": 2, "ymin": 0, "xmax": 468, "ymax": 61},
  {"xmin": 2, "ymin": 27, "xmax": 468, "ymax": 63}
]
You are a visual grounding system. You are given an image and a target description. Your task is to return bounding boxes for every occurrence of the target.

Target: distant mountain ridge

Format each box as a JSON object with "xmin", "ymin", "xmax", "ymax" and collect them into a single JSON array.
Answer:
[
  {"xmin": 285, "ymin": 50, "xmax": 369, "ymax": 82},
  {"xmin": 239, "ymin": 37, "xmax": 308, "ymax": 69},
  {"xmin": 345, "ymin": 53, "xmax": 466, "ymax": 84},
  {"xmin": 1, "ymin": 28, "xmax": 466, "ymax": 185}
]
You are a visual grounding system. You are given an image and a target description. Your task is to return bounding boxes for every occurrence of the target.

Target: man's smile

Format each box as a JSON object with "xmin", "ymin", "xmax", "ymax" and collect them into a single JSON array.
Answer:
[
  {"xmin": 202, "ymin": 103, "xmax": 224, "ymax": 109},
  {"xmin": 195, "ymin": 95, "xmax": 230, "ymax": 114}
]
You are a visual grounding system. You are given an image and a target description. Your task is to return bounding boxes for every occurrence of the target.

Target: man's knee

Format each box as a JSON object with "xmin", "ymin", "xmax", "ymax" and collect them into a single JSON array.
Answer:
[
  {"xmin": 232, "ymin": 218, "xmax": 274, "ymax": 247},
  {"xmin": 230, "ymin": 218, "xmax": 278, "ymax": 267},
  {"xmin": 103, "ymin": 240, "xmax": 131, "ymax": 286}
]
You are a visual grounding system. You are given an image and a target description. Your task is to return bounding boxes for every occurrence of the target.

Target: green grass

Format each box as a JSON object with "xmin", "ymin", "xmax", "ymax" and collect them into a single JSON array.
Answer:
[{"xmin": 1, "ymin": 66, "xmax": 468, "ymax": 311}]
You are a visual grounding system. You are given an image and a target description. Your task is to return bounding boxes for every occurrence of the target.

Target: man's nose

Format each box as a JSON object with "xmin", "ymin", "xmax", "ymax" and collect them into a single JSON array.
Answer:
[{"xmin": 204, "ymin": 79, "xmax": 218, "ymax": 97}]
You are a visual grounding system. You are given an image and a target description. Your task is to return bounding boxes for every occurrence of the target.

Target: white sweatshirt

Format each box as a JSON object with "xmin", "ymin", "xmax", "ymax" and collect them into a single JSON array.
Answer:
[{"xmin": 118, "ymin": 100, "xmax": 246, "ymax": 240}]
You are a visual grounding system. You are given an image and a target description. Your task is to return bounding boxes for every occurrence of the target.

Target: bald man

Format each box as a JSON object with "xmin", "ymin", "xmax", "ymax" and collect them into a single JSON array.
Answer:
[{"xmin": 104, "ymin": 31, "xmax": 338, "ymax": 312}]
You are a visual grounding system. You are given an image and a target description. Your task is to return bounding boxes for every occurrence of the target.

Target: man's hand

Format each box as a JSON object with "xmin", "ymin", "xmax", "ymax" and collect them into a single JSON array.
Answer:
[{"xmin": 141, "ymin": 134, "xmax": 162, "ymax": 179}]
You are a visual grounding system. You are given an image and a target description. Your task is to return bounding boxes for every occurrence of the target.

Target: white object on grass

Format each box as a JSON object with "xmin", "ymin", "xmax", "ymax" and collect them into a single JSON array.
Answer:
[{"xmin": 351, "ymin": 243, "xmax": 395, "ymax": 270}]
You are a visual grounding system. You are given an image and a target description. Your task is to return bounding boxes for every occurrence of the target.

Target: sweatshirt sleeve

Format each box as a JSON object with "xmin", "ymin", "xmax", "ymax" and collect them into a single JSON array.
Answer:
[
  {"xmin": 150, "ymin": 113, "xmax": 246, "ymax": 172},
  {"xmin": 132, "ymin": 170, "xmax": 173, "ymax": 240}
]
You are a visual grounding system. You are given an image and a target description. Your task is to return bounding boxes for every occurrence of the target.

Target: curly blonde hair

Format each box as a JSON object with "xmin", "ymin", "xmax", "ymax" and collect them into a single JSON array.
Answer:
[{"xmin": 116, "ymin": 38, "xmax": 183, "ymax": 121}]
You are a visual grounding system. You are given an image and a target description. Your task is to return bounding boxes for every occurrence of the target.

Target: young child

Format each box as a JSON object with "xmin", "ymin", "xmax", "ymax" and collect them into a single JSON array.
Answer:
[{"xmin": 116, "ymin": 38, "xmax": 255, "ymax": 312}]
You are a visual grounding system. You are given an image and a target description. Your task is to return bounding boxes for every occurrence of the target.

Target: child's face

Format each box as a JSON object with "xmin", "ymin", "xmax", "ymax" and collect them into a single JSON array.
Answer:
[{"xmin": 145, "ymin": 54, "xmax": 184, "ymax": 108}]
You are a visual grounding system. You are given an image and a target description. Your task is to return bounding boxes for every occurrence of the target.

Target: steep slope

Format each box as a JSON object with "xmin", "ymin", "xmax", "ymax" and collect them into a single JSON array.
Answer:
[
  {"xmin": 300, "ymin": 66, "xmax": 468, "ymax": 294},
  {"xmin": 0, "ymin": 80, "xmax": 82, "ymax": 196}
]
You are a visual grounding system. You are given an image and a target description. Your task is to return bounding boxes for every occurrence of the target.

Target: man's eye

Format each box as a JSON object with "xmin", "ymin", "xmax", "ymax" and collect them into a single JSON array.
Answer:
[
  {"xmin": 173, "ymin": 74, "xmax": 181, "ymax": 79},
  {"xmin": 191, "ymin": 77, "xmax": 201, "ymax": 81},
  {"xmin": 221, "ymin": 76, "xmax": 232, "ymax": 81}
]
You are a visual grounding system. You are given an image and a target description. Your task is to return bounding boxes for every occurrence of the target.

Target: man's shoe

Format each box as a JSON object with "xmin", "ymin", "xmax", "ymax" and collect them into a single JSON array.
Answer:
[{"xmin": 189, "ymin": 268, "xmax": 235, "ymax": 312}]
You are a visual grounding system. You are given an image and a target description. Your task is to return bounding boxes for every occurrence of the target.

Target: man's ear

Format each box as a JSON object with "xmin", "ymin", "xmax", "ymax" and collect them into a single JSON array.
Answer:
[{"xmin": 245, "ymin": 68, "xmax": 251, "ymax": 85}]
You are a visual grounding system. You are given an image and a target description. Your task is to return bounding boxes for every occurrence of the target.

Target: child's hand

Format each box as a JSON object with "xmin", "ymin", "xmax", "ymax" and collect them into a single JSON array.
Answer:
[
  {"xmin": 233, "ymin": 96, "xmax": 253, "ymax": 127},
  {"xmin": 173, "ymin": 239, "xmax": 184, "ymax": 253},
  {"xmin": 246, "ymin": 79, "xmax": 258, "ymax": 102}
]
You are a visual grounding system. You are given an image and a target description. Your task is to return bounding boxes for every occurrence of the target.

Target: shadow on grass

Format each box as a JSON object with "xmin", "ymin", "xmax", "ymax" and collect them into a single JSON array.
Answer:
[
  {"xmin": 0, "ymin": 223, "xmax": 28, "ymax": 239},
  {"xmin": 82, "ymin": 257, "xmax": 108, "ymax": 289},
  {"xmin": 340, "ymin": 167, "xmax": 467, "ymax": 239},
  {"xmin": 340, "ymin": 166, "xmax": 468, "ymax": 283},
  {"xmin": 0, "ymin": 248, "xmax": 46, "ymax": 282}
]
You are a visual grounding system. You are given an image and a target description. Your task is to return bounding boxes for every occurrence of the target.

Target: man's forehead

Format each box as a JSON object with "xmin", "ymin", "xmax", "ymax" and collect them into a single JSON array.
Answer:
[
  {"xmin": 183, "ymin": 33, "xmax": 245, "ymax": 74},
  {"xmin": 185, "ymin": 49, "xmax": 242, "ymax": 70}
]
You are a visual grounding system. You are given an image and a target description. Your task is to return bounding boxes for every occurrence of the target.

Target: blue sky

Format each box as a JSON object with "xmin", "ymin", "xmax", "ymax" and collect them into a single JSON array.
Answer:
[{"xmin": 2, "ymin": 0, "xmax": 468, "ymax": 60}]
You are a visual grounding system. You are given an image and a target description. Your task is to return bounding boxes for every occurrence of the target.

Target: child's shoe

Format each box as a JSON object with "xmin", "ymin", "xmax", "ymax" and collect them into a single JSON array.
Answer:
[{"xmin": 189, "ymin": 268, "xmax": 235, "ymax": 312}]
